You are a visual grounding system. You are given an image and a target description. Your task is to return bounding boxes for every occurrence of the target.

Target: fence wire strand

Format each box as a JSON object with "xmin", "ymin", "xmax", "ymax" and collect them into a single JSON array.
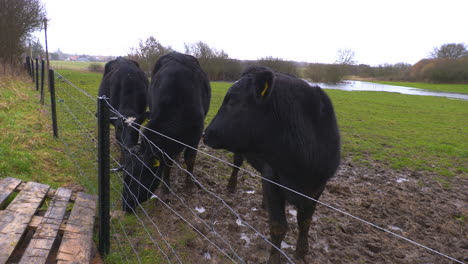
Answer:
[
  {"xmin": 109, "ymin": 174, "xmax": 175, "ymax": 264},
  {"xmin": 49, "ymin": 71, "xmax": 465, "ymax": 264},
  {"xmin": 108, "ymin": 98, "xmax": 464, "ymax": 264},
  {"xmin": 110, "ymin": 221, "xmax": 130, "ymax": 264},
  {"xmin": 112, "ymin": 138, "xmax": 245, "ymax": 264}
]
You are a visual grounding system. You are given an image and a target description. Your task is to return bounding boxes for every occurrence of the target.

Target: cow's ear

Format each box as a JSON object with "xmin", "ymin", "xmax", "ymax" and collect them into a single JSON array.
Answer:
[{"xmin": 252, "ymin": 70, "xmax": 275, "ymax": 101}]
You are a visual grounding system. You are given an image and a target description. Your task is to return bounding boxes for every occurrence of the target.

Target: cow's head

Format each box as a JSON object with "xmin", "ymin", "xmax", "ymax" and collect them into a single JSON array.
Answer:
[
  {"xmin": 204, "ymin": 66, "xmax": 275, "ymax": 153},
  {"xmin": 112, "ymin": 113, "xmax": 148, "ymax": 150},
  {"xmin": 121, "ymin": 143, "xmax": 163, "ymax": 212}
]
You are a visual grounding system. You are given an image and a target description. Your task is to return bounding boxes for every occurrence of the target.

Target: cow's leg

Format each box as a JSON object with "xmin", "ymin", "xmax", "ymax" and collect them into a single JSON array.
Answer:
[
  {"xmin": 161, "ymin": 159, "xmax": 173, "ymax": 195},
  {"xmin": 295, "ymin": 184, "xmax": 326, "ymax": 260},
  {"xmin": 183, "ymin": 147, "xmax": 198, "ymax": 189},
  {"xmin": 295, "ymin": 205, "xmax": 314, "ymax": 260},
  {"xmin": 261, "ymin": 178, "xmax": 267, "ymax": 209},
  {"xmin": 264, "ymin": 171, "xmax": 287, "ymax": 264},
  {"xmin": 227, "ymin": 154, "xmax": 243, "ymax": 193}
]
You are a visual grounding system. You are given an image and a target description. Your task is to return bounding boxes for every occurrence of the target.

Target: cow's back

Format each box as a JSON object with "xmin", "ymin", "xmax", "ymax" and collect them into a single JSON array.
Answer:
[
  {"xmin": 267, "ymin": 74, "xmax": 340, "ymax": 200},
  {"xmin": 98, "ymin": 58, "xmax": 148, "ymax": 116},
  {"xmin": 146, "ymin": 52, "xmax": 211, "ymax": 154}
]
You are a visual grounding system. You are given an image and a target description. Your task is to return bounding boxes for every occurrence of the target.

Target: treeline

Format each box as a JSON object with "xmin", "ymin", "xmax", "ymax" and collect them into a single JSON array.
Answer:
[
  {"xmin": 0, "ymin": 0, "xmax": 46, "ymax": 74},
  {"xmin": 409, "ymin": 57, "xmax": 468, "ymax": 83},
  {"xmin": 306, "ymin": 58, "xmax": 468, "ymax": 83},
  {"xmin": 308, "ymin": 43, "xmax": 468, "ymax": 83},
  {"xmin": 129, "ymin": 39, "xmax": 468, "ymax": 84},
  {"xmin": 127, "ymin": 36, "xmax": 299, "ymax": 81}
]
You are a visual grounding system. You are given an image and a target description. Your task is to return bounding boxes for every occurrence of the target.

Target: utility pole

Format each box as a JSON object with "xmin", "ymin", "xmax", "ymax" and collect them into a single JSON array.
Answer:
[{"xmin": 44, "ymin": 18, "xmax": 50, "ymax": 71}]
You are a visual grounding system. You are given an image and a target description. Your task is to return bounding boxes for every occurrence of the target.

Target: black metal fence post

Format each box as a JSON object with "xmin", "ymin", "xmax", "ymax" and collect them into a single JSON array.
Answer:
[
  {"xmin": 35, "ymin": 58, "xmax": 39, "ymax": 91},
  {"xmin": 25, "ymin": 56, "xmax": 31, "ymax": 77},
  {"xmin": 48, "ymin": 69, "xmax": 58, "ymax": 138},
  {"xmin": 31, "ymin": 58, "xmax": 35, "ymax": 83},
  {"xmin": 97, "ymin": 96, "xmax": 110, "ymax": 256},
  {"xmin": 40, "ymin": 60, "xmax": 45, "ymax": 105}
]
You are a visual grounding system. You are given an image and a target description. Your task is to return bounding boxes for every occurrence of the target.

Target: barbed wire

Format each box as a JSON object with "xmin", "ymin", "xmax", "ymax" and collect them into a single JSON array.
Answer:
[
  {"xmin": 54, "ymin": 75, "xmax": 97, "ymax": 118},
  {"xmin": 56, "ymin": 96, "xmax": 98, "ymax": 146},
  {"xmin": 111, "ymin": 99, "xmax": 465, "ymax": 264},
  {"xmin": 55, "ymin": 71, "xmax": 97, "ymax": 102},
  {"xmin": 107, "ymin": 103, "xmax": 291, "ymax": 263},
  {"xmin": 111, "ymin": 137, "xmax": 246, "ymax": 263},
  {"xmin": 118, "ymin": 165, "xmax": 241, "ymax": 263},
  {"xmin": 51, "ymin": 72, "xmax": 465, "ymax": 264},
  {"xmin": 110, "ymin": 220, "xmax": 131, "ymax": 264},
  {"xmin": 108, "ymin": 173, "xmax": 176, "ymax": 264},
  {"xmin": 114, "ymin": 210, "xmax": 142, "ymax": 264}
]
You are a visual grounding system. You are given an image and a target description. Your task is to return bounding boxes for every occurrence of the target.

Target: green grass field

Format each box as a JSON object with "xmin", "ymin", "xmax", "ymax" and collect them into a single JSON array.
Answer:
[
  {"xmin": 1, "ymin": 69, "xmax": 467, "ymax": 262},
  {"xmin": 369, "ymin": 80, "xmax": 468, "ymax": 94},
  {"xmin": 41, "ymin": 69, "xmax": 468, "ymax": 179},
  {"xmin": 51, "ymin": 60, "xmax": 105, "ymax": 71},
  {"xmin": 327, "ymin": 89, "xmax": 467, "ymax": 178},
  {"xmin": 31, "ymin": 69, "xmax": 468, "ymax": 179}
]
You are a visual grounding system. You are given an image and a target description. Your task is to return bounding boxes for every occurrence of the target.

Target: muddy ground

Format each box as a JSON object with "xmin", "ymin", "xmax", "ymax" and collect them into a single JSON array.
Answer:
[{"xmin": 112, "ymin": 144, "xmax": 467, "ymax": 264}]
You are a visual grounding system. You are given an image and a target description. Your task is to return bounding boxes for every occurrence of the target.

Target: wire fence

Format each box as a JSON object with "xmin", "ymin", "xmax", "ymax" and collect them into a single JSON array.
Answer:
[{"xmin": 32, "ymin": 65, "xmax": 466, "ymax": 264}]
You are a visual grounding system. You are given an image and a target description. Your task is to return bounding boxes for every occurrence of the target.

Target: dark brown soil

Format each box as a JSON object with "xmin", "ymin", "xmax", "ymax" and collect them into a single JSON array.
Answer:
[{"xmin": 114, "ymin": 145, "xmax": 467, "ymax": 264}]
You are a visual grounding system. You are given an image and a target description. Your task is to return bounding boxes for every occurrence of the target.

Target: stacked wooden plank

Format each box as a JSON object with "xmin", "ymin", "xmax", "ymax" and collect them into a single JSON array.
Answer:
[{"xmin": 0, "ymin": 177, "xmax": 98, "ymax": 264}]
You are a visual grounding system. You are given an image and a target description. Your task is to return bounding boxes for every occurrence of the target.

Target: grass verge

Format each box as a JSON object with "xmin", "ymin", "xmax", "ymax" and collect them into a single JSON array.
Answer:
[{"xmin": 0, "ymin": 75, "xmax": 77, "ymax": 188}]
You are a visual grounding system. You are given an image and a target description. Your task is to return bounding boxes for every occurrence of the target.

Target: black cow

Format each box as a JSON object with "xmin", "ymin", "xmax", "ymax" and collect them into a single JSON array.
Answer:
[
  {"xmin": 226, "ymin": 153, "xmax": 244, "ymax": 193},
  {"xmin": 204, "ymin": 66, "xmax": 340, "ymax": 263},
  {"xmin": 98, "ymin": 57, "xmax": 148, "ymax": 155},
  {"xmin": 122, "ymin": 52, "xmax": 211, "ymax": 212}
]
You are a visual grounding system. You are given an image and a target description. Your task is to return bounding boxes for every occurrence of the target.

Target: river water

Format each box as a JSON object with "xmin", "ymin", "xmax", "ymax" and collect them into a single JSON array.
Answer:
[{"xmin": 308, "ymin": 80, "xmax": 468, "ymax": 101}]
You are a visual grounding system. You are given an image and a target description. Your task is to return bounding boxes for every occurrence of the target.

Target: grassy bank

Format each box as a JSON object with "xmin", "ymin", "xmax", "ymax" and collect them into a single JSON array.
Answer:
[
  {"xmin": 368, "ymin": 80, "xmax": 468, "ymax": 94},
  {"xmin": 0, "ymin": 76, "xmax": 77, "ymax": 188}
]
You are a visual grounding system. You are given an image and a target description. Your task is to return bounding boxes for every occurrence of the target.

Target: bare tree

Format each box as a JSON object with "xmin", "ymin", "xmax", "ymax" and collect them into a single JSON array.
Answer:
[
  {"xmin": 184, "ymin": 41, "xmax": 220, "ymax": 60},
  {"xmin": 430, "ymin": 43, "xmax": 468, "ymax": 59},
  {"xmin": 0, "ymin": 0, "xmax": 46, "ymax": 73},
  {"xmin": 336, "ymin": 49, "xmax": 356, "ymax": 65},
  {"xmin": 256, "ymin": 56, "xmax": 298, "ymax": 77},
  {"xmin": 185, "ymin": 41, "xmax": 240, "ymax": 81},
  {"xmin": 127, "ymin": 36, "xmax": 172, "ymax": 74},
  {"xmin": 31, "ymin": 37, "xmax": 44, "ymax": 59}
]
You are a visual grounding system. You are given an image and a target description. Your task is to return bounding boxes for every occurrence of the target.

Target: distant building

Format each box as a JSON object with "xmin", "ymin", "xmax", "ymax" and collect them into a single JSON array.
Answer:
[{"xmin": 77, "ymin": 57, "xmax": 90, "ymax": 62}]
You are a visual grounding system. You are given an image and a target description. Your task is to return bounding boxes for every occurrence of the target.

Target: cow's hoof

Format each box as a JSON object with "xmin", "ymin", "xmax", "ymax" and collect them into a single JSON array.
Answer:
[
  {"xmin": 295, "ymin": 238, "xmax": 308, "ymax": 260},
  {"xmin": 267, "ymin": 252, "xmax": 281, "ymax": 264},
  {"xmin": 226, "ymin": 184, "xmax": 236, "ymax": 193},
  {"xmin": 294, "ymin": 250, "xmax": 306, "ymax": 262}
]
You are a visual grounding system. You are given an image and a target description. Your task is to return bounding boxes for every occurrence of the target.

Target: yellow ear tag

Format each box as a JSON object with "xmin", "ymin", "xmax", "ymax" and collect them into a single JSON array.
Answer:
[
  {"xmin": 261, "ymin": 82, "xmax": 269, "ymax": 97},
  {"xmin": 153, "ymin": 159, "xmax": 160, "ymax": 167}
]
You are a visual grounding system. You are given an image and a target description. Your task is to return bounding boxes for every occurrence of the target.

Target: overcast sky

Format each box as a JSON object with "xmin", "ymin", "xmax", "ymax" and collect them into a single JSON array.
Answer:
[{"xmin": 36, "ymin": 0, "xmax": 468, "ymax": 66}]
